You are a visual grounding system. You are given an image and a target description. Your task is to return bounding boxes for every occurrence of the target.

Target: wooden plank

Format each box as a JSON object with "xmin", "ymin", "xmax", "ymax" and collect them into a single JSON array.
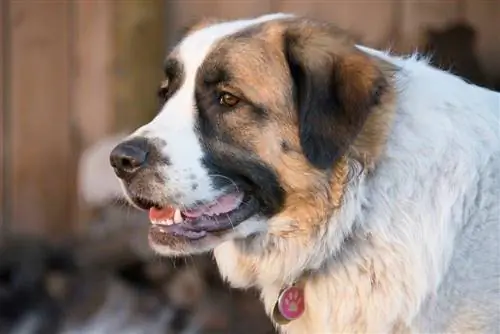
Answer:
[
  {"xmin": 72, "ymin": 0, "xmax": 115, "ymax": 235},
  {"xmin": 165, "ymin": 0, "xmax": 220, "ymax": 48},
  {"xmin": 113, "ymin": 0, "xmax": 167, "ymax": 132},
  {"xmin": 9, "ymin": 1, "xmax": 74, "ymax": 239},
  {"xmin": 279, "ymin": 0, "xmax": 396, "ymax": 49},
  {"xmin": 211, "ymin": 0, "xmax": 273, "ymax": 19},
  {"xmin": 397, "ymin": 0, "xmax": 461, "ymax": 53},
  {"xmin": 165, "ymin": 0, "xmax": 273, "ymax": 49},
  {"xmin": 0, "ymin": 0, "xmax": 6, "ymax": 234},
  {"xmin": 463, "ymin": 0, "xmax": 500, "ymax": 77},
  {"xmin": 74, "ymin": 0, "xmax": 167, "ymax": 235},
  {"xmin": 73, "ymin": 0, "xmax": 114, "ymax": 148}
]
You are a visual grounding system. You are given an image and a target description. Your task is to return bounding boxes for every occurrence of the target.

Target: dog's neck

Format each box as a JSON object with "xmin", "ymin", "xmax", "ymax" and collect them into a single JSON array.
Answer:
[
  {"xmin": 215, "ymin": 168, "xmax": 366, "ymax": 287},
  {"xmin": 214, "ymin": 60, "xmax": 398, "ymax": 325},
  {"xmin": 215, "ymin": 110, "xmax": 397, "ymax": 288}
]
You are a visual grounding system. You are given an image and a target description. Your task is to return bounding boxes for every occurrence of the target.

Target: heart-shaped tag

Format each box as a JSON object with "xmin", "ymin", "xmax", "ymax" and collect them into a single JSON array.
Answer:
[{"xmin": 272, "ymin": 285, "xmax": 305, "ymax": 325}]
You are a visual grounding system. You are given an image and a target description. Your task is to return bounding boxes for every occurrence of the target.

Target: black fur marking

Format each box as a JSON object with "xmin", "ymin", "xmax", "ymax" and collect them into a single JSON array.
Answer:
[
  {"xmin": 284, "ymin": 31, "xmax": 386, "ymax": 170},
  {"xmin": 369, "ymin": 75, "xmax": 388, "ymax": 106},
  {"xmin": 158, "ymin": 58, "xmax": 184, "ymax": 107},
  {"xmin": 198, "ymin": 48, "xmax": 269, "ymax": 122},
  {"xmin": 194, "ymin": 90, "xmax": 220, "ymax": 140},
  {"xmin": 201, "ymin": 150, "xmax": 285, "ymax": 217},
  {"xmin": 195, "ymin": 107, "xmax": 285, "ymax": 215},
  {"xmin": 280, "ymin": 140, "xmax": 292, "ymax": 153},
  {"xmin": 194, "ymin": 65, "xmax": 285, "ymax": 217},
  {"xmin": 201, "ymin": 64, "xmax": 231, "ymax": 86}
]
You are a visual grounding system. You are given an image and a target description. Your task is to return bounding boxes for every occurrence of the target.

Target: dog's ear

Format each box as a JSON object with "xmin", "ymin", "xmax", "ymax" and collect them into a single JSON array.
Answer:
[{"xmin": 284, "ymin": 21, "xmax": 390, "ymax": 169}]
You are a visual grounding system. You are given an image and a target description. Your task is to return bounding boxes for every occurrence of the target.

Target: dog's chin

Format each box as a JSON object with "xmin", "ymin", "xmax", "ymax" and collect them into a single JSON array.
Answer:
[{"xmin": 148, "ymin": 215, "xmax": 267, "ymax": 256}]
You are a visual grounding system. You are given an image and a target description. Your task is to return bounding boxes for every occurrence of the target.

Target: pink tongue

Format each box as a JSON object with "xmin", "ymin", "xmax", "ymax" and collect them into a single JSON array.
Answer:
[
  {"xmin": 183, "ymin": 192, "xmax": 244, "ymax": 218},
  {"xmin": 149, "ymin": 206, "xmax": 175, "ymax": 221}
]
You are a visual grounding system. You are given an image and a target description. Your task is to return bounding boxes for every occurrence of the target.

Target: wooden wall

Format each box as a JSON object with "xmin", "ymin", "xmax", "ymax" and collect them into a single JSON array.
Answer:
[
  {"xmin": 0, "ymin": 0, "xmax": 165, "ymax": 240},
  {"xmin": 0, "ymin": 0, "xmax": 6, "ymax": 236},
  {"xmin": 0, "ymin": 0, "xmax": 499, "ymax": 239},
  {"xmin": 165, "ymin": 0, "xmax": 500, "ymax": 74}
]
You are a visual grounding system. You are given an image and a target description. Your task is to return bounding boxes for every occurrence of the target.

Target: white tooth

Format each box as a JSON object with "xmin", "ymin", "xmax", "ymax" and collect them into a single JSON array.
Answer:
[
  {"xmin": 154, "ymin": 219, "xmax": 173, "ymax": 226},
  {"xmin": 174, "ymin": 209, "xmax": 183, "ymax": 223}
]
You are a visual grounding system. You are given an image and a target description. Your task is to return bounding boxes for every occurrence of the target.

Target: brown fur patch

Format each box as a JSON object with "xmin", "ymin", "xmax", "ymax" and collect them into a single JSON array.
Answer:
[
  {"xmin": 350, "ymin": 59, "xmax": 397, "ymax": 168},
  {"xmin": 269, "ymin": 157, "xmax": 350, "ymax": 238},
  {"xmin": 196, "ymin": 17, "xmax": 397, "ymax": 236}
]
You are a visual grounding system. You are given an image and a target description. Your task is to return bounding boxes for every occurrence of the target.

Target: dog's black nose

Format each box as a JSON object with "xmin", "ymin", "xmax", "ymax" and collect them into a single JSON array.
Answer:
[{"xmin": 110, "ymin": 138, "xmax": 148, "ymax": 178}]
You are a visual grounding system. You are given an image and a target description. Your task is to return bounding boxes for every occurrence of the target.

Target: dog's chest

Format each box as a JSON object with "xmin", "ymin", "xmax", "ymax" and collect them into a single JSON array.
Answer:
[
  {"xmin": 215, "ymin": 240, "xmax": 420, "ymax": 333},
  {"xmin": 260, "ymin": 283, "xmax": 327, "ymax": 334},
  {"xmin": 259, "ymin": 280, "xmax": 410, "ymax": 334}
]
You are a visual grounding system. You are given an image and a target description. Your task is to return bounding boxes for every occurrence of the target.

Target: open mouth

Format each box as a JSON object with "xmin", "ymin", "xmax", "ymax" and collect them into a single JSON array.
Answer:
[{"xmin": 147, "ymin": 191, "xmax": 259, "ymax": 241}]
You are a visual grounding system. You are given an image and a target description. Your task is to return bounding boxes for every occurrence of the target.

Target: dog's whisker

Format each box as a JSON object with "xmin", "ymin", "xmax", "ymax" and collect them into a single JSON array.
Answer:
[{"xmin": 207, "ymin": 174, "xmax": 240, "ymax": 194}]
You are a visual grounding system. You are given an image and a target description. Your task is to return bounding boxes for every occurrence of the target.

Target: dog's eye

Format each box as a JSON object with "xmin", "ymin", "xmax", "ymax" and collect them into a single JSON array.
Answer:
[
  {"xmin": 157, "ymin": 78, "xmax": 169, "ymax": 102},
  {"xmin": 219, "ymin": 92, "xmax": 240, "ymax": 107}
]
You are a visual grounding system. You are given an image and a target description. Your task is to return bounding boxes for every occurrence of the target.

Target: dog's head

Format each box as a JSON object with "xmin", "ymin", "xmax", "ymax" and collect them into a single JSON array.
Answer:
[{"xmin": 110, "ymin": 14, "xmax": 396, "ymax": 256}]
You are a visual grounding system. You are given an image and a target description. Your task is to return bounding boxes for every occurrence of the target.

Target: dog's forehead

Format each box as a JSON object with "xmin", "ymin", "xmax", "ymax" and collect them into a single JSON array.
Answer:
[
  {"xmin": 175, "ymin": 13, "xmax": 293, "ymax": 76},
  {"xmin": 151, "ymin": 13, "xmax": 293, "ymax": 128}
]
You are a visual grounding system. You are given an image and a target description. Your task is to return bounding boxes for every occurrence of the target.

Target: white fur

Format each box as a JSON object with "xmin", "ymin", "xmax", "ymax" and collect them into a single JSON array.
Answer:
[
  {"xmin": 215, "ymin": 45, "xmax": 500, "ymax": 332},
  {"xmin": 117, "ymin": 13, "xmax": 500, "ymax": 333}
]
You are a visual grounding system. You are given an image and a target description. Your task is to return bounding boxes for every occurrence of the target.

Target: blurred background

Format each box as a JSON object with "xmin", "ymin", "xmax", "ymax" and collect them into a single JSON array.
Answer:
[{"xmin": 0, "ymin": 1, "xmax": 498, "ymax": 333}]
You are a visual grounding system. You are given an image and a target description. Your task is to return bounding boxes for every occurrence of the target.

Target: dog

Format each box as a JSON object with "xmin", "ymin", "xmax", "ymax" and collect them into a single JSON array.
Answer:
[{"xmin": 109, "ymin": 13, "xmax": 500, "ymax": 333}]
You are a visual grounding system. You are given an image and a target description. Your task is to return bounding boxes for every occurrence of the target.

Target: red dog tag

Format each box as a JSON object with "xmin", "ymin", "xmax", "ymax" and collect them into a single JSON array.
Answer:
[{"xmin": 272, "ymin": 286, "xmax": 305, "ymax": 324}]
